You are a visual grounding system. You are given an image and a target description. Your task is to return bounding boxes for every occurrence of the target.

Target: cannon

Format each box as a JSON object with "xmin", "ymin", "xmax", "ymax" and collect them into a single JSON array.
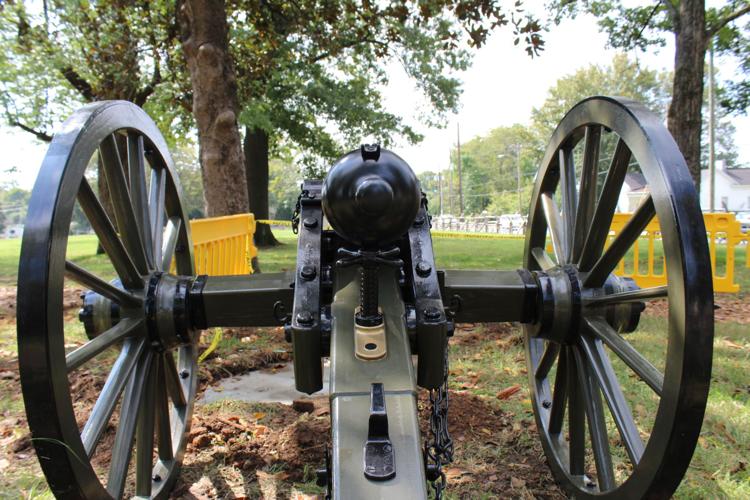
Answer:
[{"xmin": 16, "ymin": 96, "xmax": 713, "ymax": 499}]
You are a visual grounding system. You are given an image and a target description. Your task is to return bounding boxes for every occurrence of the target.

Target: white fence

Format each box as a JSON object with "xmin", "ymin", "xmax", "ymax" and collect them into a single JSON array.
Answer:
[{"xmin": 431, "ymin": 214, "xmax": 527, "ymax": 235}]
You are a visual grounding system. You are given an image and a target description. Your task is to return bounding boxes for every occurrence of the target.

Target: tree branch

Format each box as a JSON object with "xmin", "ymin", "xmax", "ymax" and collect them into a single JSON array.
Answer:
[
  {"xmin": 708, "ymin": 4, "xmax": 750, "ymax": 37},
  {"xmin": 60, "ymin": 67, "xmax": 95, "ymax": 101},
  {"xmin": 11, "ymin": 120, "xmax": 53, "ymax": 142}
]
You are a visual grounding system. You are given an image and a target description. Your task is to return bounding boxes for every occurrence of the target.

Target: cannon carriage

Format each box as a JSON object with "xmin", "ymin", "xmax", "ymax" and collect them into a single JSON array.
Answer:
[{"xmin": 16, "ymin": 96, "xmax": 713, "ymax": 499}]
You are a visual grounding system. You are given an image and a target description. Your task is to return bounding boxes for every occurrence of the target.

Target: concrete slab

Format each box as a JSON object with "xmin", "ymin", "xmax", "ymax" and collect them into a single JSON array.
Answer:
[{"xmin": 201, "ymin": 361, "xmax": 331, "ymax": 405}]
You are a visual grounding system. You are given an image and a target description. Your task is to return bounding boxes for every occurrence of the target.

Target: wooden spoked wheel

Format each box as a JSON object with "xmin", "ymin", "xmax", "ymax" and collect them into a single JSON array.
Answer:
[
  {"xmin": 523, "ymin": 97, "xmax": 713, "ymax": 498},
  {"xmin": 17, "ymin": 101, "xmax": 197, "ymax": 498}
]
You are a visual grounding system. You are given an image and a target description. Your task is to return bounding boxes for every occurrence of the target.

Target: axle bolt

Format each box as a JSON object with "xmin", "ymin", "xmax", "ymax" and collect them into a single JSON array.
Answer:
[
  {"xmin": 300, "ymin": 265, "xmax": 317, "ymax": 281},
  {"xmin": 303, "ymin": 217, "xmax": 318, "ymax": 229},
  {"xmin": 179, "ymin": 369, "xmax": 190, "ymax": 379},
  {"xmin": 423, "ymin": 307, "xmax": 441, "ymax": 322},
  {"xmin": 415, "ymin": 261, "xmax": 432, "ymax": 277},
  {"xmin": 296, "ymin": 311, "xmax": 314, "ymax": 326}
]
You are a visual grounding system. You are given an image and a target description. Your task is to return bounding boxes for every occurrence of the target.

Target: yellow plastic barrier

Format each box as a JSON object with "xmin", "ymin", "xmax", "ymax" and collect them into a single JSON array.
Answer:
[
  {"xmin": 607, "ymin": 212, "xmax": 742, "ymax": 293},
  {"xmin": 187, "ymin": 214, "xmax": 258, "ymax": 275}
]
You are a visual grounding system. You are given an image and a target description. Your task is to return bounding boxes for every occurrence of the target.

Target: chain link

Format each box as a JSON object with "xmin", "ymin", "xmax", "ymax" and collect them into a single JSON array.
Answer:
[
  {"xmin": 425, "ymin": 340, "xmax": 453, "ymax": 499},
  {"xmin": 291, "ymin": 188, "xmax": 308, "ymax": 234}
]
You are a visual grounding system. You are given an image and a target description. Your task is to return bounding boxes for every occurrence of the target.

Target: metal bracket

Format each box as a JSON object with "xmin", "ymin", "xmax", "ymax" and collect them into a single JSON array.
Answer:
[
  {"xmin": 291, "ymin": 180, "xmax": 325, "ymax": 394},
  {"xmin": 407, "ymin": 205, "xmax": 447, "ymax": 389},
  {"xmin": 363, "ymin": 383, "xmax": 396, "ymax": 481}
]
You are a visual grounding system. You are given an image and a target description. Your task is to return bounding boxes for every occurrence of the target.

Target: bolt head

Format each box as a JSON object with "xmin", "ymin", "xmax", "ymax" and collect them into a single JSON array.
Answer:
[
  {"xmin": 302, "ymin": 217, "xmax": 318, "ymax": 229},
  {"xmin": 542, "ymin": 400, "xmax": 552, "ymax": 409},
  {"xmin": 423, "ymin": 306, "xmax": 441, "ymax": 321},
  {"xmin": 300, "ymin": 265, "xmax": 317, "ymax": 281},
  {"xmin": 415, "ymin": 261, "xmax": 432, "ymax": 277},
  {"xmin": 413, "ymin": 216, "xmax": 425, "ymax": 227},
  {"xmin": 179, "ymin": 369, "xmax": 190, "ymax": 379},
  {"xmin": 296, "ymin": 311, "xmax": 314, "ymax": 326},
  {"xmin": 152, "ymin": 474, "xmax": 162, "ymax": 482}
]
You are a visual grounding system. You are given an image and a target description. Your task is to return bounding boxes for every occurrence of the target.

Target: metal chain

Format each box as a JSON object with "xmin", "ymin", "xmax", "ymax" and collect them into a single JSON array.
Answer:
[
  {"xmin": 425, "ymin": 339, "xmax": 453, "ymax": 498},
  {"xmin": 291, "ymin": 188, "xmax": 308, "ymax": 234}
]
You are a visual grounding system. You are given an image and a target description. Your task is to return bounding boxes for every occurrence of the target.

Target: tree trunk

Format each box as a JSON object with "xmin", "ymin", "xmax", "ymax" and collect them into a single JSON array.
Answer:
[
  {"xmin": 667, "ymin": 0, "xmax": 707, "ymax": 190},
  {"xmin": 179, "ymin": 0, "xmax": 248, "ymax": 216},
  {"xmin": 244, "ymin": 126, "xmax": 279, "ymax": 247}
]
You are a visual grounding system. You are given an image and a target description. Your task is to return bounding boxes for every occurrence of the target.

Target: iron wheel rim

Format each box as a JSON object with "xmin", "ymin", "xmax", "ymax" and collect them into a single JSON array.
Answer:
[
  {"xmin": 522, "ymin": 96, "xmax": 714, "ymax": 498},
  {"xmin": 17, "ymin": 101, "xmax": 197, "ymax": 499}
]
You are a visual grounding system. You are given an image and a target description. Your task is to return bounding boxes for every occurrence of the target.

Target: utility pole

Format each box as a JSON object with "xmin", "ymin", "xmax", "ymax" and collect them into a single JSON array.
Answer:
[
  {"xmin": 709, "ymin": 39, "xmax": 716, "ymax": 212},
  {"xmin": 456, "ymin": 123, "xmax": 463, "ymax": 216},
  {"xmin": 448, "ymin": 149, "xmax": 454, "ymax": 215},
  {"xmin": 438, "ymin": 171, "xmax": 444, "ymax": 216},
  {"xmin": 516, "ymin": 144, "xmax": 522, "ymax": 214}
]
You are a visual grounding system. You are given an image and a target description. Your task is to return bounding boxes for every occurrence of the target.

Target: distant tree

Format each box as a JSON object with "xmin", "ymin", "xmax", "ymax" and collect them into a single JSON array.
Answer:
[{"xmin": 550, "ymin": 0, "xmax": 750, "ymax": 189}]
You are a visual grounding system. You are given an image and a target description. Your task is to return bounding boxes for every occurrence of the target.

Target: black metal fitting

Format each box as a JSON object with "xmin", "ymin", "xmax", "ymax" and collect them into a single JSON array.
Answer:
[
  {"xmin": 296, "ymin": 311, "xmax": 314, "ymax": 326},
  {"xmin": 361, "ymin": 143, "xmax": 381, "ymax": 161},
  {"xmin": 363, "ymin": 383, "xmax": 396, "ymax": 481},
  {"xmin": 303, "ymin": 217, "xmax": 318, "ymax": 229}
]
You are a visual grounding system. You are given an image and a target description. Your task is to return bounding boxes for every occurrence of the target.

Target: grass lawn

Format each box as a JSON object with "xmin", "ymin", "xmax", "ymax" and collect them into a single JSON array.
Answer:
[{"xmin": 0, "ymin": 228, "xmax": 748, "ymax": 498}]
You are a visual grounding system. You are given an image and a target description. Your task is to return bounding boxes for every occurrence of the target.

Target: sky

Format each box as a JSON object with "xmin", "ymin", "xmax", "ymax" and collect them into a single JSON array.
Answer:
[{"xmin": 1, "ymin": 9, "xmax": 748, "ymax": 190}]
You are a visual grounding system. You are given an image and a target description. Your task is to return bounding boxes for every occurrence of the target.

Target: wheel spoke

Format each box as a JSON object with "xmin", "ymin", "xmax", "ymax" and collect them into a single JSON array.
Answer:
[
  {"xmin": 573, "ymin": 125, "xmax": 601, "ymax": 263},
  {"xmin": 150, "ymin": 168, "xmax": 166, "ymax": 266},
  {"xmin": 584, "ymin": 317, "xmax": 664, "ymax": 396},
  {"xmin": 135, "ymin": 354, "xmax": 157, "ymax": 496},
  {"xmin": 572, "ymin": 345, "xmax": 616, "ymax": 491},
  {"xmin": 155, "ymin": 355, "xmax": 174, "ymax": 462},
  {"xmin": 127, "ymin": 132, "xmax": 154, "ymax": 269},
  {"xmin": 580, "ymin": 335, "xmax": 645, "ymax": 465},
  {"xmin": 163, "ymin": 351, "xmax": 187, "ymax": 407},
  {"xmin": 77, "ymin": 178, "xmax": 143, "ymax": 289},
  {"xmin": 66, "ymin": 317, "xmax": 145, "ymax": 372},
  {"xmin": 99, "ymin": 134, "xmax": 150, "ymax": 274},
  {"xmin": 161, "ymin": 217, "xmax": 182, "ymax": 272},
  {"xmin": 107, "ymin": 349, "xmax": 153, "ymax": 498},
  {"xmin": 548, "ymin": 348, "xmax": 567, "ymax": 435},
  {"xmin": 567, "ymin": 347, "xmax": 586, "ymax": 476},
  {"xmin": 65, "ymin": 260, "xmax": 142, "ymax": 307},
  {"xmin": 578, "ymin": 138, "xmax": 631, "ymax": 271},
  {"xmin": 531, "ymin": 246, "xmax": 556, "ymax": 271},
  {"xmin": 585, "ymin": 285, "xmax": 668, "ymax": 306},
  {"xmin": 536, "ymin": 342, "xmax": 560, "ymax": 380},
  {"xmin": 585, "ymin": 194, "xmax": 655, "ymax": 288},
  {"xmin": 541, "ymin": 193, "xmax": 567, "ymax": 264},
  {"xmin": 559, "ymin": 148, "xmax": 577, "ymax": 263},
  {"xmin": 81, "ymin": 338, "xmax": 146, "ymax": 458}
]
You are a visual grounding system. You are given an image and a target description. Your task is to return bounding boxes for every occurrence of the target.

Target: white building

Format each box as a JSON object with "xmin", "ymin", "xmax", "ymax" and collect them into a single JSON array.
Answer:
[
  {"xmin": 700, "ymin": 163, "xmax": 750, "ymax": 212},
  {"xmin": 617, "ymin": 173, "xmax": 649, "ymax": 213}
]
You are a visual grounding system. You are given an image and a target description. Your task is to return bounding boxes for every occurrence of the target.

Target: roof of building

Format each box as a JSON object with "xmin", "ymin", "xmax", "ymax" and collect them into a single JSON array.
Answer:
[
  {"xmin": 624, "ymin": 172, "xmax": 647, "ymax": 191},
  {"xmin": 723, "ymin": 168, "xmax": 750, "ymax": 185}
]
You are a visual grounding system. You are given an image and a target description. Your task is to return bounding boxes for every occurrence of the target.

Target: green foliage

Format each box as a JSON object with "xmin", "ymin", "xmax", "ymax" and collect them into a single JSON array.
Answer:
[
  {"xmin": 531, "ymin": 54, "xmax": 671, "ymax": 141},
  {"xmin": 268, "ymin": 158, "xmax": 303, "ymax": 220},
  {"xmin": 0, "ymin": 0, "xmax": 190, "ymax": 144},
  {"xmin": 228, "ymin": 0, "xmax": 545, "ymax": 174},
  {"xmin": 172, "ymin": 143, "xmax": 207, "ymax": 219}
]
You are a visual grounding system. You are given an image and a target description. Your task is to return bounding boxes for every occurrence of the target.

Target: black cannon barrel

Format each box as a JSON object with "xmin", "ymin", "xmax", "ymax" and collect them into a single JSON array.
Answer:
[{"xmin": 322, "ymin": 144, "xmax": 421, "ymax": 248}]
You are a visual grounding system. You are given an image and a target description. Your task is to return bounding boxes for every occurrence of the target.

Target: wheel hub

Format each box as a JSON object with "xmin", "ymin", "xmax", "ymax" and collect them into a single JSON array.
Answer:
[
  {"xmin": 528, "ymin": 267, "xmax": 645, "ymax": 344},
  {"xmin": 145, "ymin": 273, "xmax": 194, "ymax": 350},
  {"xmin": 529, "ymin": 265, "xmax": 582, "ymax": 344}
]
